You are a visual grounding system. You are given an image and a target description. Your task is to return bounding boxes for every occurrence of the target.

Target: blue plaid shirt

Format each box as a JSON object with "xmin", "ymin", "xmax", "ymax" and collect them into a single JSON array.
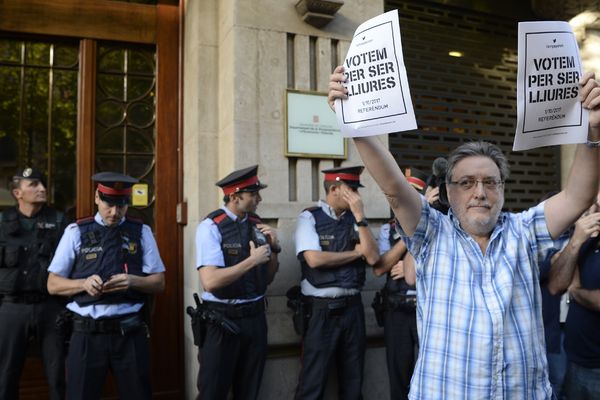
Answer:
[{"xmin": 402, "ymin": 196, "xmax": 561, "ymax": 400}]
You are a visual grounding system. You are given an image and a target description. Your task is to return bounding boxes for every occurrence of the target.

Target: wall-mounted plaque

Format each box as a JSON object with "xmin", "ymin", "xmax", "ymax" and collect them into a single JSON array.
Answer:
[{"xmin": 285, "ymin": 89, "xmax": 347, "ymax": 159}]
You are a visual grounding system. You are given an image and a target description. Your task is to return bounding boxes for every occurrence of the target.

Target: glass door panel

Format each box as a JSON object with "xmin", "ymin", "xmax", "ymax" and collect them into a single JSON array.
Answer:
[
  {"xmin": 0, "ymin": 38, "xmax": 78, "ymax": 216},
  {"xmin": 95, "ymin": 43, "xmax": 156, "ymax": 227}
]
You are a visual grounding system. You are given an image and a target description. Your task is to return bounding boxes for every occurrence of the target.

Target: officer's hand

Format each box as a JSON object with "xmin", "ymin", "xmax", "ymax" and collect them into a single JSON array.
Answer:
[
  {"xmin": 328, "ymin": 65, "xmax": 347, "ymax": 112},
  {"xmin": 82, "ymin": 274, "xmax": 104, "ymax": 297},
  {"xmin": 572, "ymin": 211, "xmax": 600, "ymax": 246},
  {"xmin": 256, "ymin": 223, "xmax": 280, "ymax": 248},
  {"xmin": 249, "ymin": 241, "xmax": 270, "ymax": 266},
  {"xmin": 425, "ymin": 186, "xmax": 439, "ymax": 206},
  {"xmin": 390, "ymin": 260, "xmax": 405, "ymax": 280},
  {"xmin": 340, "ymin": 184, "xmax": 365, "ymax": 220},
  {"xmin": 353, "ymin": 243, "xmax": 365, "ymax": 260},
  {"xmin": 102, "ymin": 273, "xmax": 131, "ymax": 293}
]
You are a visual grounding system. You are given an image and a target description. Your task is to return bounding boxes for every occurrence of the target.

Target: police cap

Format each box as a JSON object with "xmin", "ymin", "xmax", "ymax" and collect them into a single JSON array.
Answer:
[
  {"xmin": 92, "ymin": 171, "xmax": 138, "ymax": 206},
  {"xmin": 13, "ymin": 167, "xmax": 46, "ymax": 187},
  {"xmin": 404, "ymin": 166, "xmax": 428, "ymax": 193},
  {"xmin": 322, "ymin": 165, "xmax": 364, "ymax": 188},
  {"xmin": 216, "ymin": 165, "xmax": 267, "ymax": 195}
]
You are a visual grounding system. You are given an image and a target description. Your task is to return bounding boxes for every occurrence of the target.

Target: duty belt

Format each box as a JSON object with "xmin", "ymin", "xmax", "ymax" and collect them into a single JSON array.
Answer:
[
  {"xmin": 203, "ymin": 299, "xmax": 265, "ymax": 319},
  {"xmin": 385, "ymin": 293, "xmax": 417, "ymax": 311},
  {"xmin": 73, "ymin": 313, "xmax": 145, "ymax": 335},
  {"xmin": 1, "ymin": 292, "xmax": 48, "ymax": 304},
  {"xmin": 305, "ymin": 293, "xmax": 362, "ymax": 310}
]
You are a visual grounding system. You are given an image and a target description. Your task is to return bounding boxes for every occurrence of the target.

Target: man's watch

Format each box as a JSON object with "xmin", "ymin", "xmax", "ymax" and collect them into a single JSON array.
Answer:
[{"xmin": 356, "ymin": 219, "xmax": 369, "ymax": 227}]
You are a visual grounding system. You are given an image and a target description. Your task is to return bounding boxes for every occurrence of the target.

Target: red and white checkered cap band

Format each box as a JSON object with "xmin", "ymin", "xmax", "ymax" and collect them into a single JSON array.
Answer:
[
  {"xmin": 97, "ymin": 183, "xmax": 132, "ymax": 196},
  {"xmin": 222, "ymin": 175, "xmax": 259, "ymax": 195},
  {"xmin": 324, "ymin": 173, "xmax": 360, "ymax": 182}
]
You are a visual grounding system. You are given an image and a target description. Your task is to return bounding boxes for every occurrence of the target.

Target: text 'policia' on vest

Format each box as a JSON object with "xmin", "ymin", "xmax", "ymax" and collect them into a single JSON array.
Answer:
[
  {"xmin": 190, "ymin": 164, "xmax": 279, "ymax": 400},
  {"xmin": 207, "ymin": 209, "xmax": 269, "ymax": 299},
  {"xmin": 66, "ymin": 171, "xmax": 146, "ymax": 306},
  {"xmin": 70, "ymin": 215, "xmax": 146, "ymax": 306},
  {"xmin": 300, "ymin": 206, "xmax": 365, "ymax": 289}
]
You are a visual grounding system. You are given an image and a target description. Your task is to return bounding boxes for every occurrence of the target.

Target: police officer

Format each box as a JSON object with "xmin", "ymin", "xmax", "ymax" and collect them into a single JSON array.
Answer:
[
  {"xmin": 0, "ymin": 167, "xmax": 67, "ymax": 400},
  {"xmin": 47, "ymin": 172, "xmax": 165, "ymax": 400},
  {"xmin": 294, "ymin": 166, "xmax": 380, "ymax": 400},
  {"xmin": 372, "ymin": 167, "xmax": 427, "ymax": 400},
  {"xmin": 194, "ymin": 165, "xmax": 280, "ymax": 400}
]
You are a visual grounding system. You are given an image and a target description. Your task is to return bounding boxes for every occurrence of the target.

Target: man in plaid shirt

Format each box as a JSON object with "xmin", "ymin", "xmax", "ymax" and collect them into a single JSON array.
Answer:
[{"xmin": 328, "ymin": 67, "xmax": 600, "ymax": 399}]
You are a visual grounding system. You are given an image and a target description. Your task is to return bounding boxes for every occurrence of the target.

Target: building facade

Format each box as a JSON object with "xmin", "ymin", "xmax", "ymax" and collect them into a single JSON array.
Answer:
[{"xmin": 2, "ymin": 0, "xmax": 600, "ymax": 398}]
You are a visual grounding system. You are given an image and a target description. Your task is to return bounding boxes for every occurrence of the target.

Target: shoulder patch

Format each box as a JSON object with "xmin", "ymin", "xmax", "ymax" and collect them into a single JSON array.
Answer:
[
  {"xmin": 206, "ymin": 209, "xmax": 225, "ymax": 219},
  {"xmin": 76, "ymin": 216, "xmax": 95, "ymax": 226},
  {"xmin": 212, "ymin": 213, "xmax": 228, "ymax": 224},
  {"xmin": 207, "ymin": 209, "xmax": 229, "ymax": 225}
]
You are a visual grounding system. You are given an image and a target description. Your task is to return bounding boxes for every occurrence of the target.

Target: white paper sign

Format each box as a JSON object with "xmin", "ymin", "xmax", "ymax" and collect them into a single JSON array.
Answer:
[
  {"xmin": 514, "ymin": 21, "xmax": 588, "ymax": 151},
  {"xmin": 335, "ymin": 10, "xmax": 417, "ymax": 137}
]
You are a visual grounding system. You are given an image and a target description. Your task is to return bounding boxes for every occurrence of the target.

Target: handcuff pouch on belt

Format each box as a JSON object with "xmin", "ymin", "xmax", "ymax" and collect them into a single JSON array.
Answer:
[
  {"xmin": 371, "ymin": 291, "xmax": 385, "ymax": 327},
  {"xmin": 286, "ymin": 285, "xmax": 311, "ymax": 336},
  {"xmin": 55, "ymin": 309, "xmax": 74, "ymax": 349},
  {"xmin": 385, "ymin": 291, "xmax": 417, "ymax": 313},
  {"xmin": 372, "ymin": 289, "xmax": 416, "ymax": 327}
]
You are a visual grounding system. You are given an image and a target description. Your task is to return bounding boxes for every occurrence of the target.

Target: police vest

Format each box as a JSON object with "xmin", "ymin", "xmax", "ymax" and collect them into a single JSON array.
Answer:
[
  {"xmin": 71, "ymin": 217, "xmax": 146, "ymax": 306},
  {"xmin": 300, "ymin": 207, "xmax": 366, "ymax": 289},
  {"xmin": 383, "ymin": 219, "xmax": 415, "ymax": 295},
  {"xmin": 207, "ymin": 209, "xmax": 269, "ymax": 300},
  {"xmin": 0, "ymin": 206, "xmax": 64, "ymax": 295}
]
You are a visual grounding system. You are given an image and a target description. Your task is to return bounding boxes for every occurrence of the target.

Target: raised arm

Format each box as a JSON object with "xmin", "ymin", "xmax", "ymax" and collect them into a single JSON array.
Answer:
[
  {"xmin": 403, "ymin": 253, "xmax": 416, "ymax": 286},
  {"xmin": 328, "ymin": 66, "xmax": 422, "ymax": 235},
  {"xmin": 340, "ymin": 184, "xmax": 380, "ymax": 265},
  {"xmin": 545, "ymin": 72, "xmax": 600, "ymax": 238}
]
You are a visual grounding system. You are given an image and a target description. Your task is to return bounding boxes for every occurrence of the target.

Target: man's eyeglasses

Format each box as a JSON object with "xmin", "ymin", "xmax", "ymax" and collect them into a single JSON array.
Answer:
[{"xmin": 448, "ymin": 178, "xmax": 504, "ymax": 191}]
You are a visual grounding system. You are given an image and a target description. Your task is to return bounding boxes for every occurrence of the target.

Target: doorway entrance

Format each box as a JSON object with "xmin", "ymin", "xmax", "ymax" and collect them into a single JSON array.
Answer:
[{"xmin": 0, "ymin": 1, "xmax": 182, "ymax": 398}]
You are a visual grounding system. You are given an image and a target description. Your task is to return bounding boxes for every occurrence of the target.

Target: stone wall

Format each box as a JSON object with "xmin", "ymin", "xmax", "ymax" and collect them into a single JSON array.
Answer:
[{"xmin": 182, "ymin": 1, "xmax": 390, "ymax": 398}]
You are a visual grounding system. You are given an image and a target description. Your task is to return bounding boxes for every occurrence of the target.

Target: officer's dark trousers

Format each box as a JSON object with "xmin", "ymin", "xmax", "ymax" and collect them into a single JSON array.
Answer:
[
  {"xmin": 384, "ymin": 309, "xmax": 418, "ymax": 400},
  {"xmin": 196, "ymin": 312, "xmax": 268, "ymax": 400},
  {"xmin": 66, "ymin": 328, "xmax": 151, "ymax": 400},
  {"xmin": 295, "ymin": 299, "xmax": 365, "ymax": 400},
  {"xmin": 0, "ymin": 298, "xmax": 65, "ymax": 400}
]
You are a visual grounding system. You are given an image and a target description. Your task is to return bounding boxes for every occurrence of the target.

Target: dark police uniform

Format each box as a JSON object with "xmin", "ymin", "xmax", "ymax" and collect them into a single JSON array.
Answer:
[
  {"xmin": 0, "ymin": 167, "xmax": 67, "ymax": 400},
  {"xmin": 377, "ymin": 221, "xmax": 418, "ymax": 400},
  {"xmin": 375, "ymin": 166, "xmax": 426, "ymax": 400},
  {"xmin": 564, "ymin": 234, "xmax": 600, "ymax": 398},
  {"xmin": 48, "ymin": 172, "xmax": 165, "ymax": 400},
  {"xmin": 194, "ymin": 165, "xmax": 279, "ymax": 400},
  {"xmin": 294, "ymin": 166, "xmax": 375, "ymax": 400}
]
